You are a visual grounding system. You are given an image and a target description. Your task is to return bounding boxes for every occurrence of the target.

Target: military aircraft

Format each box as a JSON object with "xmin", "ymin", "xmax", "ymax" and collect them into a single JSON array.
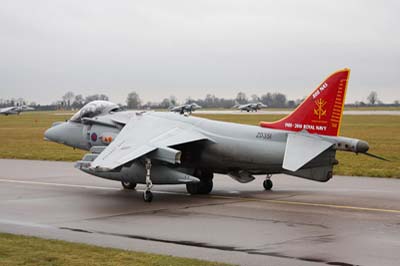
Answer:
[
  {"xmin": 0, "ymin": 105, "xmax": 35, "ymax": 115},
  {"xmin": 44, "ymin": 69, "xmax": 384, "ymax": 202},
  {"xmin": 234, "ymin": 102, "xmax": 267, "ymax": 112},
  {"xmin": 169, "ymin": 103, "xmax": 202, "ymax": 114}
]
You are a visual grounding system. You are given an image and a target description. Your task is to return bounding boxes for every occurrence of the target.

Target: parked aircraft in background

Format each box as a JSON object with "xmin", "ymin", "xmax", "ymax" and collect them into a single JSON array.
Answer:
[
  {"xmin": 44, "ymin": 69, "xmax": 385, "ymax": 202},
  {"xmin": 0, "ymin": 105, "xmax": 35, "ymax": 115},
  {"xmin": 169, "ymin": 103, "xmax": 202, "ymax": 114},
  {"xmin": 234, "ymin": 102, "xmax": 267, "ymax": 112}
]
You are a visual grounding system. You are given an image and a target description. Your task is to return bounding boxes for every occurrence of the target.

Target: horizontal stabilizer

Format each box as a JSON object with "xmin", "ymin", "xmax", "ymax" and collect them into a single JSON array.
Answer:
[{"xmin": 283, "ymin": 133, "xmax": 333, "ymax": 172}]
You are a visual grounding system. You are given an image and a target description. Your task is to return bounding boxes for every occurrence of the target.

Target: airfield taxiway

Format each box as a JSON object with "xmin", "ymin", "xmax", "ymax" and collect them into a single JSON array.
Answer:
[{"xmin": 0, "ymin": 159, "xmax": 399, "ymax": 266}]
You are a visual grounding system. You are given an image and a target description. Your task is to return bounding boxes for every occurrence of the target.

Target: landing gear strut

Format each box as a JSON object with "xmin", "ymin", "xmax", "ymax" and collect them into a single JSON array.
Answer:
[
  {"xmin": 143, "ymin": 158, "xmax": 153, "ymax": 202},
  {"xmin": 263, "ymin": 174, "xmax": 273, "ymax": 190},
  {"xmin": 186, "ymin": 170, "xmax": 213, "ymax": 195}
]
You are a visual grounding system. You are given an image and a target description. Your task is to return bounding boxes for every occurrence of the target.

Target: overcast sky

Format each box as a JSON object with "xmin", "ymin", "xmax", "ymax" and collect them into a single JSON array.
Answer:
[{"xmin": 1, "ymin": 0, "xmax": 399, "ymax": 105}]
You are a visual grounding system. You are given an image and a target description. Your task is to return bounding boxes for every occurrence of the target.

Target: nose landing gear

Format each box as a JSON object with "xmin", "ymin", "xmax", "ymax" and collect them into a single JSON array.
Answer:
[{"xmin": 263, "ymin": 174, "xmax": 273, "ymax": 190}]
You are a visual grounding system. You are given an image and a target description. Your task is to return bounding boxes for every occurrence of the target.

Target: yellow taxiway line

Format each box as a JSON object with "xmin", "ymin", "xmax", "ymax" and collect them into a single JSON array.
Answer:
[{"xmin": 209, "ymin": 194, "xmax": 400, "ymax": 214}]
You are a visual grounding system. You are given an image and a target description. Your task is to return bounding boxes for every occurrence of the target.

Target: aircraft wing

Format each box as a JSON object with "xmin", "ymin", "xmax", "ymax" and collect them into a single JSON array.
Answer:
[
  {"xmin": 0, "ymin": 107, "xmax": 17, "ymax": 114},
  {"xmin": 170, "ymin": 105, "xmax": 184, "ymax": 112},
  {"xmin": 90, "ymin": 114, "xmax": 211, "ymax": 171},
  {"xmin": 283, "ymin": 133, "xmax": 333, "ymax": 172}
]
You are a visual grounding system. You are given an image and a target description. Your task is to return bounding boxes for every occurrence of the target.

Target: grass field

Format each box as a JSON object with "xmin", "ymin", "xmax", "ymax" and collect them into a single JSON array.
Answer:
[
  {"xmin": 0, "ymin": 111, "xmax": 399, "ymax": 177},
  {"xmin": 344, "ymin": 106, "xmax": 400, "ymax": 111},
  {"xmin": 0, "ymin": 233, "xmax": 231, "ymax": 266}
]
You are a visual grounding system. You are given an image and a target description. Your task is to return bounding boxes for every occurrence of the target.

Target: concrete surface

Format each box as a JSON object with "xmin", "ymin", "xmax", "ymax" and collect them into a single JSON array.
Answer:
[{"xmin": 0, "ymin": 159, "xmax": 399, "ymax": 266}]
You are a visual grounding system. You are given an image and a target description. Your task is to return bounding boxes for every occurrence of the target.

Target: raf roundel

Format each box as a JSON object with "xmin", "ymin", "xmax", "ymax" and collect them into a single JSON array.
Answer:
[{"xmin": 91, "ymin": 132, "xmax": 98, "ymax": 142}]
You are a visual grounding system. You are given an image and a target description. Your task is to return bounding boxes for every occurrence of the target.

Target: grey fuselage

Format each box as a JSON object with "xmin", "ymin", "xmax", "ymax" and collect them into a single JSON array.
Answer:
[{"xmin": 45, "ymin": 111, "xmax": 364, "ymax": 183}]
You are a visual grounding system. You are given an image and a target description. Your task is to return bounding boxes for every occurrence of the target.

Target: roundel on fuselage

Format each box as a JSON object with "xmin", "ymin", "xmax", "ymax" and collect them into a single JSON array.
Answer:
[{"xmin": 91, "ymin": 132, "xmax": 98, "ymax": 142}]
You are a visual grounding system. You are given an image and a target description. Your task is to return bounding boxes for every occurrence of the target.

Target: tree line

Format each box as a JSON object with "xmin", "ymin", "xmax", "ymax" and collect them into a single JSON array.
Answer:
[
  {"xmin": 130, "ymin": 92, "xmax": 302, "ymax": 109},
  {"xmin": 0, "ymin": 90, "xmax": 398, "ymax": 110}
]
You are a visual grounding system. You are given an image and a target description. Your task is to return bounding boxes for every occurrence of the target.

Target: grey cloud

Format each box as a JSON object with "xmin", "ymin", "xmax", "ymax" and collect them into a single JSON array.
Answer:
[{"xmin": 0, "ymin": 0, "xmax": 399, "ymax": 104}]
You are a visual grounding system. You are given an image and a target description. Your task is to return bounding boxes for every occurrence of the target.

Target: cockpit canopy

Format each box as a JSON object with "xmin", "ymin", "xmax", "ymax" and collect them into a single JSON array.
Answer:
[{"xmin": 70, "ymin": 101, "xmax": 122, "ymax": 122}]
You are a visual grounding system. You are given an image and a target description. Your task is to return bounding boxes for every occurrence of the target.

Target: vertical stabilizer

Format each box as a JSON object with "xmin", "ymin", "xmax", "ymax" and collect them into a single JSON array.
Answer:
[{"xmin": 260, "ymin": 69, "xmax": 350, "ymax": 136}]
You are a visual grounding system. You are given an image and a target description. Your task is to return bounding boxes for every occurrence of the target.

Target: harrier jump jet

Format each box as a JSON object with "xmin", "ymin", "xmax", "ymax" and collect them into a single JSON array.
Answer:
[
  {"xmin": 234, "ymin": 102, "xmax": 267, "ymax": 112},
  {"xmin": 169, "ymin": 103, "xmax": 202, "ymax": 114},
  {"xmin": 0, "ymin": 105, "xmax": 35, "ymax": 115},
  {"xmin": 45, "ymin": 69, "xmax": 383, "ymax": 202}
]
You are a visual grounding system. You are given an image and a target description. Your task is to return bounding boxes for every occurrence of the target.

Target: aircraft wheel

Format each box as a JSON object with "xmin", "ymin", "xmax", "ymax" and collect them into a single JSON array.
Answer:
[
  {"xmin": 186, "ymin": 180, "xmax": 213, "ymax": 194},
  {"xmin": 186, "ymin": 179, "xmax": 213, "ymax": 195},
  {"xmin": 199, "ymin": 179, "xmax": 213, "ymax": 194},
  {"xmin": 263, "ymin": 179, "xmax": 273, "ymax": 190},
  {"xmin": 186, "ymin": 170, "xmax": 214, "ymax": 195},
  {"xmin": 186, "ymin": 182, "xmax": 199, "ymax": 194},
  {"xmin": 121, "ymin": 181, "xmax": 137, "ymax": 190},
  {"xmin": 143, "ymin": 190, "xmax": 153, "ymax": 202}
]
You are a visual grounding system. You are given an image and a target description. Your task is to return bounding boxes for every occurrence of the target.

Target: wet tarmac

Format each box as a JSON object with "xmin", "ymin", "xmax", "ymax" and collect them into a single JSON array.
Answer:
[{"xmin": 0, "ymin": 159, "xmax": 399, "ymax": 266}]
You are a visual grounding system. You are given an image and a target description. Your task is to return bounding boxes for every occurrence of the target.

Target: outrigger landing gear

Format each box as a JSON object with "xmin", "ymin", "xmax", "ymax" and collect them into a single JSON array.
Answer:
[
  {"xmin": 143, "ymin": 158, "xmax": 153, "ymax": 202},
  {"xmin": 263, "ymin": 174, "xmax": 273, "ymax": 190}
]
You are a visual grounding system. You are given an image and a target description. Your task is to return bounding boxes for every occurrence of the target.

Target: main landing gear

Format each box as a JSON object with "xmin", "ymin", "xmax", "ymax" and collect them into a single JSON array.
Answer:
[
  {"xmin": 263, "ymin": 174, "xmax": 273, "ymax": 190},
  {"xmin": 121, "ymin": 181, "xmax": 137, "ymax": 190},
  {"xmin": 186, "ymin": 170, "xmax": 213, "ymax": 195},
  {"xmin": 143, "ymin": 158, "xmax": 153, "ymax": 202}
]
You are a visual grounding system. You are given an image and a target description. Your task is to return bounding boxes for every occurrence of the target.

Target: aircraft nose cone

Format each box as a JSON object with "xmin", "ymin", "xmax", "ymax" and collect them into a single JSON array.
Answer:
[
  {"xmin": 44, "ymin": 122, "xmax": 65, "ymax": 142},
  {"xmin": 356, "ymin": 140, "xmax": 369, "ymax": 153},
  {"xmin": 44, "ymin": 126, "xmax": 58, "ymax": 142}
]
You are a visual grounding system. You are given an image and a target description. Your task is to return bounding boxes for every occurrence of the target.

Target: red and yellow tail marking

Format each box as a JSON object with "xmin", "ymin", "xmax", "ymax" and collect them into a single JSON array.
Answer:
[{"xmin": 260, "ymin": 69, "xmax": 350, "ymax": 136}]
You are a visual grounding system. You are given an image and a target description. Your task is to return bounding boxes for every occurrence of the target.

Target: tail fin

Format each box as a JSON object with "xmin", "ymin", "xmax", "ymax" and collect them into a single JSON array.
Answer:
[{"xmin": 260, "ymin": 68, "xmax": 350, "ymax": 136}]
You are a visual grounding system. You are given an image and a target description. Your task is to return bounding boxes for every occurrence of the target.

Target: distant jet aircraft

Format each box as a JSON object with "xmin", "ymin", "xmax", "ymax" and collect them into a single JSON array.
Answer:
[
  {"xmin": 0, "ymin": 105, "xmax": 35, "ymax": 115},
  {"xmin": 234, "ymin": 102, "xmax": 267, "ymax": 112},
  {"xmin": 45, "ymin": 69, "xmax": 386, "ymax": 202},
  {"xmin": 169, "ymin": 103, "xmax": 202, "ymax": 114}
]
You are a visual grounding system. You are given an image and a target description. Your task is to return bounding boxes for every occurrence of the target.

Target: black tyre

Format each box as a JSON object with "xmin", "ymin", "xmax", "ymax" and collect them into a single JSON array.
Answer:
[
  {"xmin": 263, "ymin": 179, "xmax": 273, "ymax": 190},
  {"xmin": 186, "ymin": 182, "xmax": 199, "ymax": 194},
  {"xmin": 121, "ymin": 181, "xmax": 137, "ymax": 190},
  {"xmin": 186, "ymin": 179, "xmax": 213, "ymax": 195},
  {"xmin": 186, "ymin": 170, "xmax": 214, "ymax": 195},
  {"xmin": 143, "ymin": 190, "xmax": 153, "ymax": 202},
  {"xmin": 199, "ymin": 179, "xmax": 213, "ymax": 194}
]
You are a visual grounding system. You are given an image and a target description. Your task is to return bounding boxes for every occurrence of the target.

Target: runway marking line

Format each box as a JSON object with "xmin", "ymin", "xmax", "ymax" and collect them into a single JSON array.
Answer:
[
  {"xmin": 210, "ymin": 195, "xmax": 400, "ymax": 214},
  {"xmin": 1, "ymin": 178, "xmax": 400, "ymax": 214}
]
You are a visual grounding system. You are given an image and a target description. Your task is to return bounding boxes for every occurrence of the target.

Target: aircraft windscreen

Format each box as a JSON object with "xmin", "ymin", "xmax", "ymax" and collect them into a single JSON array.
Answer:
[{"xmin": 70, "ymin": 101, "xmax": 121, "ymax": 122}]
